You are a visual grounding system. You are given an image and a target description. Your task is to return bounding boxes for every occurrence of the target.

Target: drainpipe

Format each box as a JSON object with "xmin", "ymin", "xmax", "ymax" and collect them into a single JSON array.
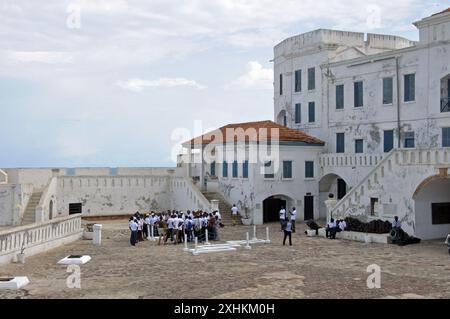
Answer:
[{"xmin": 395, "ymin": 56, "xmax": 401, "ymax": 148}]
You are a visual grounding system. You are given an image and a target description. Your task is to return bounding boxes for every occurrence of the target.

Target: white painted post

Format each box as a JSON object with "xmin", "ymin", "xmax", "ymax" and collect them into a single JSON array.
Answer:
[
  {"xmin": 147, "ymin": 224, "xmax": 151, "ymax": 240},
  {"xmin": 252, "ymin": 225, "xmax": 257, "ymax": 240},
  {"xmin": 194, "ymin": 237, "xmax": 198, "ymax": 249},
  {"xmin": 245, "ymin": 232, "xmax": 251, "ymax": 250},
  {"xmin": 205, "ymin": 229, "xmax": 210, "ymax": 245},
  {"xmin": 266, "ymin": 226, "xmax": 271, "ymax": 244},
  {"xmin": 183, "ymin": 234, "xmax": 188, "ymax": 252},
  {"xmin": 150, "ymin": 224, "xmax": 156, "ymax": 241},
  {"xmin": 93, "ymin": 224, "xmax": 102, "ymax": 246}
]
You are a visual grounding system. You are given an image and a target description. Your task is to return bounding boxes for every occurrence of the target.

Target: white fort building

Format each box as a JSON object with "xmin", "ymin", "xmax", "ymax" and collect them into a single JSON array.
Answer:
[{"xmin": 1, "ymin": 9, "xmax": 450, "ymax": 263}]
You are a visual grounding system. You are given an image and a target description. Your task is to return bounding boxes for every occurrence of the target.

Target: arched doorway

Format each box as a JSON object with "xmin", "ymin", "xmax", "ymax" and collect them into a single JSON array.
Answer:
[
  {"xmin": 319, "ymin": 173, "xmax": 348, "ymax": 219},
  {"xmin": 263, "ymin": 194, "xmax": 294, "ymax": 223},
  {"xmin": 413, "ymin": 176, "xmax": 450, "ymax": 240},
  {"xmin": 276, "ymin": 110, "xmax": 287, "ymax": 126}
]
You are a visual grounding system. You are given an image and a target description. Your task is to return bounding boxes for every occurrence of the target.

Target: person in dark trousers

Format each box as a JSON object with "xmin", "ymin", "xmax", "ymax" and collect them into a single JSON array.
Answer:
[
  {"xmin": 129, "ymin": 217, "xmax": 138, "ymax": 246},
  {"xmin": 282, "ymin": 217, "xmax": 293, "ymax": 246},
  {"xmin": 326, "ymin": 218, "xmax": 337, "ymax": 239}
]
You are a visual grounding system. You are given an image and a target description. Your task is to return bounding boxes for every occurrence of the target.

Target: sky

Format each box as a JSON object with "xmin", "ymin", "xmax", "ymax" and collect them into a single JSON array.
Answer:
[{"xmin": 0, "ymin": 0, "xmax": 448, "ymax": 168}]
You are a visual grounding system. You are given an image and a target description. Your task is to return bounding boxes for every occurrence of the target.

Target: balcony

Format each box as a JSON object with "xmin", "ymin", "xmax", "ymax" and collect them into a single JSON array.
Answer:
[{"xmin": 441, "ymin": 97, "xmax": 450, "ymax": 113}]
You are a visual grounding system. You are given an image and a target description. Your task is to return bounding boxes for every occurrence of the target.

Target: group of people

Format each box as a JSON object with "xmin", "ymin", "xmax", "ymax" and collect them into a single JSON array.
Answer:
[
  {"xmin": 325, "ymin": 218, "xmax": 347, "ymax": 239},
  {"xmin": 128, "ymin": 210, "xmax": 223, "ymax": 246}
]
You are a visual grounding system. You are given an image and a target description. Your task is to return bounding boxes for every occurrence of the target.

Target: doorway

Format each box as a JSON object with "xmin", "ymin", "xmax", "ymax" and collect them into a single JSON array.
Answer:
[
  {"xmin": 304, "ymin": 195, "xmax": 314, "ymax": 220},
  {"xmin": 263, "ymin": 197, "xmax": 287, "ymax": 223}
]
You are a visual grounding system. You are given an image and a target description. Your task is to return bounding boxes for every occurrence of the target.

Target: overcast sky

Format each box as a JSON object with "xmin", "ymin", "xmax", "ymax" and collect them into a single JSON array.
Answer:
[{"xmin": 0, "ymin": 0, "xmax": 447, "ymax": 168}]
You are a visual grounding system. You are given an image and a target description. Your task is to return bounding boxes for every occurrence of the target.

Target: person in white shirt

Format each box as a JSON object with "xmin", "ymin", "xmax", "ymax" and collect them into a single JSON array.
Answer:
[
  {"xmin": 326, "ymin": 218, "xmax": 337, "ymax": 239},
  {"xmin": 290, "ymin": 207, "xmax": 297, "ymax": 233},
  {"xmin": 392, "ymin": 216, "xmax": 402, "ymax": 230},
  {"xmin": 231, "ymin": 204, "xmax": 239, "ymax": 226},
  {"xmin": 279, "ymin": 207, "xmax": 286, "ymax": 231},
  {"xmin": 129, "ymin": 217, "xmax": 139, "ymax": 246},
  {"xmin": 176, "ymin": 215, "xmax": 184, "ymax": 244},
  {"xmin": 338, "ymin": 219, "xmax": 347, "ymax": 232},
  {"xmin": 167, "ymin": 215, "xmax": 175, "ymax": 242}
]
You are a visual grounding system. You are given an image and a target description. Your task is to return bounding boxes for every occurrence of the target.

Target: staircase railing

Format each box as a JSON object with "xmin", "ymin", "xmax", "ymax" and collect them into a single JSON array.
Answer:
[
  {"xmin": 0, "ymin": 169, "xmax": 8, "ymax": 184},
  {"xmin": 35, "ymin": 177, "xmax": 58, "ymax": 223},
  {"xmin": 171, "ymin": 176, "xmax": 211, "ymax": 211},
  {"xmin": 329, "ymin": 149, "xmax": 396, "ymax": 220}
]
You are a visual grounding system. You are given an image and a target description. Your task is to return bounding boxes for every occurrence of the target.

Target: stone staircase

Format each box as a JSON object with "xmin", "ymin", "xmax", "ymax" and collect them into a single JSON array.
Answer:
[
  {"xmin": 22, "ymin": 192, "xmax": 42, "ymax": 225},
  {"xmin": 202, "ymin": 191, "xmax": 242, "ymax": 225}
]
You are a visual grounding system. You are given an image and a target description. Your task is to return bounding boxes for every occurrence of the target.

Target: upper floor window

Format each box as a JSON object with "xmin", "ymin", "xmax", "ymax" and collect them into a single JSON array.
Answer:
[
  {"xmin": 308, "ymin": 67, "xmax": 315, "ymax": 90},
  {"xmin": 279, "ymin": 73, "xmax": 283, "ymax": 95},
  {"xmin": 355, "ymin": 139, "xmax": 364, "ymax": 154},
  {"xmin": 232, "ymin": 160, "xmax": 238, "ymax": 178},
  {"xmin": 222, "ymin": 161, "xmax": 228, "ymax": 178},
  {"xmin": 404, "ymin": 132, "xmax": 415, "ymax": 148},
  {"xmin": 336, "ymin": 133, "xmax": 345, "ymax": 153},
  {"xmin": 354, "ymin": 81, "xmax": 363, "ymax": 107},
  {"xmin": 264, "ymin": 161, "xmax": 274, "ymax": 179},
  {"xmin": 336, "ymin": 84, "xmax": 344, "ymax": 109},
  {"xmin": 283, "ymin": 161, "xmax": 292, "ymax": 179},
  {"xmin": 384, "ymin": 130, "xmax": 394, "ymax": 152},
  {"xmin": 404, "ymin": 74, "xmax": 415, "ymax": 102},
  {"xmin": 242, "ymin": 160, "xmax": 249, "ymax": 179},
  {"xmin": 294, "ymin": 69, "xmax": 302, "ymax": 92},
  {"xmin": 383, "ymin": 77, "xmax": 393, "ymax": 105},
  {"xmin": 305, "ymin": 161, "xmax": 314, "ymax": 178},
  {"xmin": 308, "ymin": 102, "xmax": 315, "ymax": 123},
  {"xmin": 443, "ymin": 128, "xmax": 450, "ymax": 147},
  {"xmin": 295, "ymin": 103, "xmax": 301, "ymax": 124},
  {"xmin": 210, "ymin": 161, "xmax": 216, "ymax": 177}
]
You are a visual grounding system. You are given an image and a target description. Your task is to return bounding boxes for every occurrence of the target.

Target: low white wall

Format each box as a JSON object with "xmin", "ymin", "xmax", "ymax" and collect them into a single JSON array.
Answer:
[
  {"xmin": 0, "ymin": 214, "xmax": 83, "ymax": 265},
  {"xmin": 57, "ymin": 176, "xmax": 171, "ymax": 216}
]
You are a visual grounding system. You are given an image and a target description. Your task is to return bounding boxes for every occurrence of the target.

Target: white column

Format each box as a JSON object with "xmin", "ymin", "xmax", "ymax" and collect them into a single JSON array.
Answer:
[
  {"xmin": 245, "ymin": 232, "xmax": 251, "ymax": 250},
  {"xmin": 266, "ymin": 227, "xmax": 271, "ymax": 243},
  {"xmin": 252, "ymin": 225, "xmax": 257, "ymax": 240},
  {"xmin": 93, "ymin": 224, "xmax": 102, "ymax": 246},
  {"xmin": 183, "ymin": 234, "xmax": 189, "ymax": 252}
]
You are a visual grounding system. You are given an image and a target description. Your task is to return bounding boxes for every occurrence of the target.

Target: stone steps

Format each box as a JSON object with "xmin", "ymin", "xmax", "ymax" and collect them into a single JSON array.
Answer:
[
  {"xmin": 202, "ymin": 191, "xmax": 242, "ymax": 225},
  {"xmin": 21, "ymin": 192, "xmax": 43, "ymax": 225}
]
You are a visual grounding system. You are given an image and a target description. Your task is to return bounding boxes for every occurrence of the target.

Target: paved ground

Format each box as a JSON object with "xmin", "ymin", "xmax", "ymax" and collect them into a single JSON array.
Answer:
[{"xmin": 0, "ymin": 219, "xmax": 449, "ymax": 299}]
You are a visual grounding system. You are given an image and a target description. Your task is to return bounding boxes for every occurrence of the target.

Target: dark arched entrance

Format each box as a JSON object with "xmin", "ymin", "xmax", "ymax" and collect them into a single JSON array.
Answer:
[{"xmin": 263, "ymin": 195, "xmax": 293, "ymax": 223}]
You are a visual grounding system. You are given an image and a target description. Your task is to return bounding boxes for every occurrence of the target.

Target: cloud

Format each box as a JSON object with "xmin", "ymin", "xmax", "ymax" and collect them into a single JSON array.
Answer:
[
  {"xmin": 118, "ymin": 78, "xmax": 207, "ymax": 92},
  {"xmin": 226, "ymin": 61, "xmax": 273, "ymax": 90},
  {"xmin": 7, "ymin": 51, "xmax": 74, "ymax": 64}
]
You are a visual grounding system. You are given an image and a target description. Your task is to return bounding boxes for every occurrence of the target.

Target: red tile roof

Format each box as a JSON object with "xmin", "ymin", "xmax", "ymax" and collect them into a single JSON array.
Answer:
[
  {"xmin": 432, "ymin": 8, "xmax": 450, "ymax": 16},
  {"xmin": 183, "ymin": 120, "xmax": 325, "ymax": 146}
]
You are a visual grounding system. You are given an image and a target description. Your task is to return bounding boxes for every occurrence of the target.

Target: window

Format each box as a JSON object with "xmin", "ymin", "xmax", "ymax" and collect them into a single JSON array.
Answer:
[
  {"xmin": 443, "ymin": 128, "xmax": 450, "ymax": 147},
  {"xmin": 404, "ymin": 74, "xmax": 415, "ymax": 102},
  {"xmin": 336, "ymin": 133, "xmax": 345, "ymax": 153},
  {"xmin": 432, "ymin": 203, "xmax": 450, "ymax": 224},
  {"xmin": 336, "ymin": 84, "xmax": 344, "ymax": 109},
  {"xmin": 404, "ymin": 132, "xmax": 415, "ymax": 148},
  {"xmin": 308, "ymin": 67, "xmax": 315, "ymax": 90},
  {"xmin": 232, "ymin": 161, "xmax": 238, "ymax": 178},
  {"xmin": 354, "ymin": 81, "xmax": 363, "ymax": 107},
  {"xmin": 264, "ymin": 161, "xmax": 274, "ymax": 179},
  {"xmin": 279, "ymin": 73, "xmax": 283, "ymax": 95},
  {"xmin": 383, "ymin": 77, "xmax": 393, "ymax": 104},
  {"xmin": 283, "ymin": 115, "xmax": 287, "ymax": 127},
  {"xmin": 222, "ymin": 161, "xmax": 228, "ymax": 178},
  {"xmin": 305, "ymin": 161, "xmax": 314, "ymax": 178},
  {"xmin": 210, "ymin": 161, "xmax": 216, "ymax": 177},
  {"xmin": 294, "ymin": 69, "xmax": 301, "ymax": 92},
  {"xmin": 69, "ymin": 203, "xmax": 82, "ymax": 215},
  {"xmin": 308, "ymin": 102, "xmax": 315, "ymax": 123},
  {"xmin": 242, "ymin": 160, "xmax": 249, "ymax": 178},
  {"xmin": 384, "ymin": 130, "xmax": 394, "ymax": 152},
  {"xmin": 295, "ymin": 103, "xmax": 301, "ymax": 124},
  {"xmin": 283, "ymin": 161, "xmax": 292, "ymax": 179},
  {"xmin": 355, "ymin": 139, "xmax": 364, "ymax": 153}
]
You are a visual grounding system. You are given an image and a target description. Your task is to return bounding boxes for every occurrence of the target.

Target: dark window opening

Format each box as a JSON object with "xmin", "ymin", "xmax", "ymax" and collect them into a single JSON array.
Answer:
[{"xmin": 432, "ymin": 203, "xmax": 450, "ymax": 224}]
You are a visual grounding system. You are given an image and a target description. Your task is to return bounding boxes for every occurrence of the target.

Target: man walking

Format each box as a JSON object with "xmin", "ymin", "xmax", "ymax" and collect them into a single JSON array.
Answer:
[
  {"xmin": 283, "ymin": 217, "xmax": 293, "ymax": 246},
  {"xmin": 231, "ymin": 204, "xmax": 238, "ymax": 226}
]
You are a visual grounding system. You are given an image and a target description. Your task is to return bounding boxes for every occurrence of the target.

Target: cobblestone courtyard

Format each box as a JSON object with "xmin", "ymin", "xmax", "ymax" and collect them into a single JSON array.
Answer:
[{"xmin": 1, "ymin": 219, "xmax": 449, "ymax": 299}]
